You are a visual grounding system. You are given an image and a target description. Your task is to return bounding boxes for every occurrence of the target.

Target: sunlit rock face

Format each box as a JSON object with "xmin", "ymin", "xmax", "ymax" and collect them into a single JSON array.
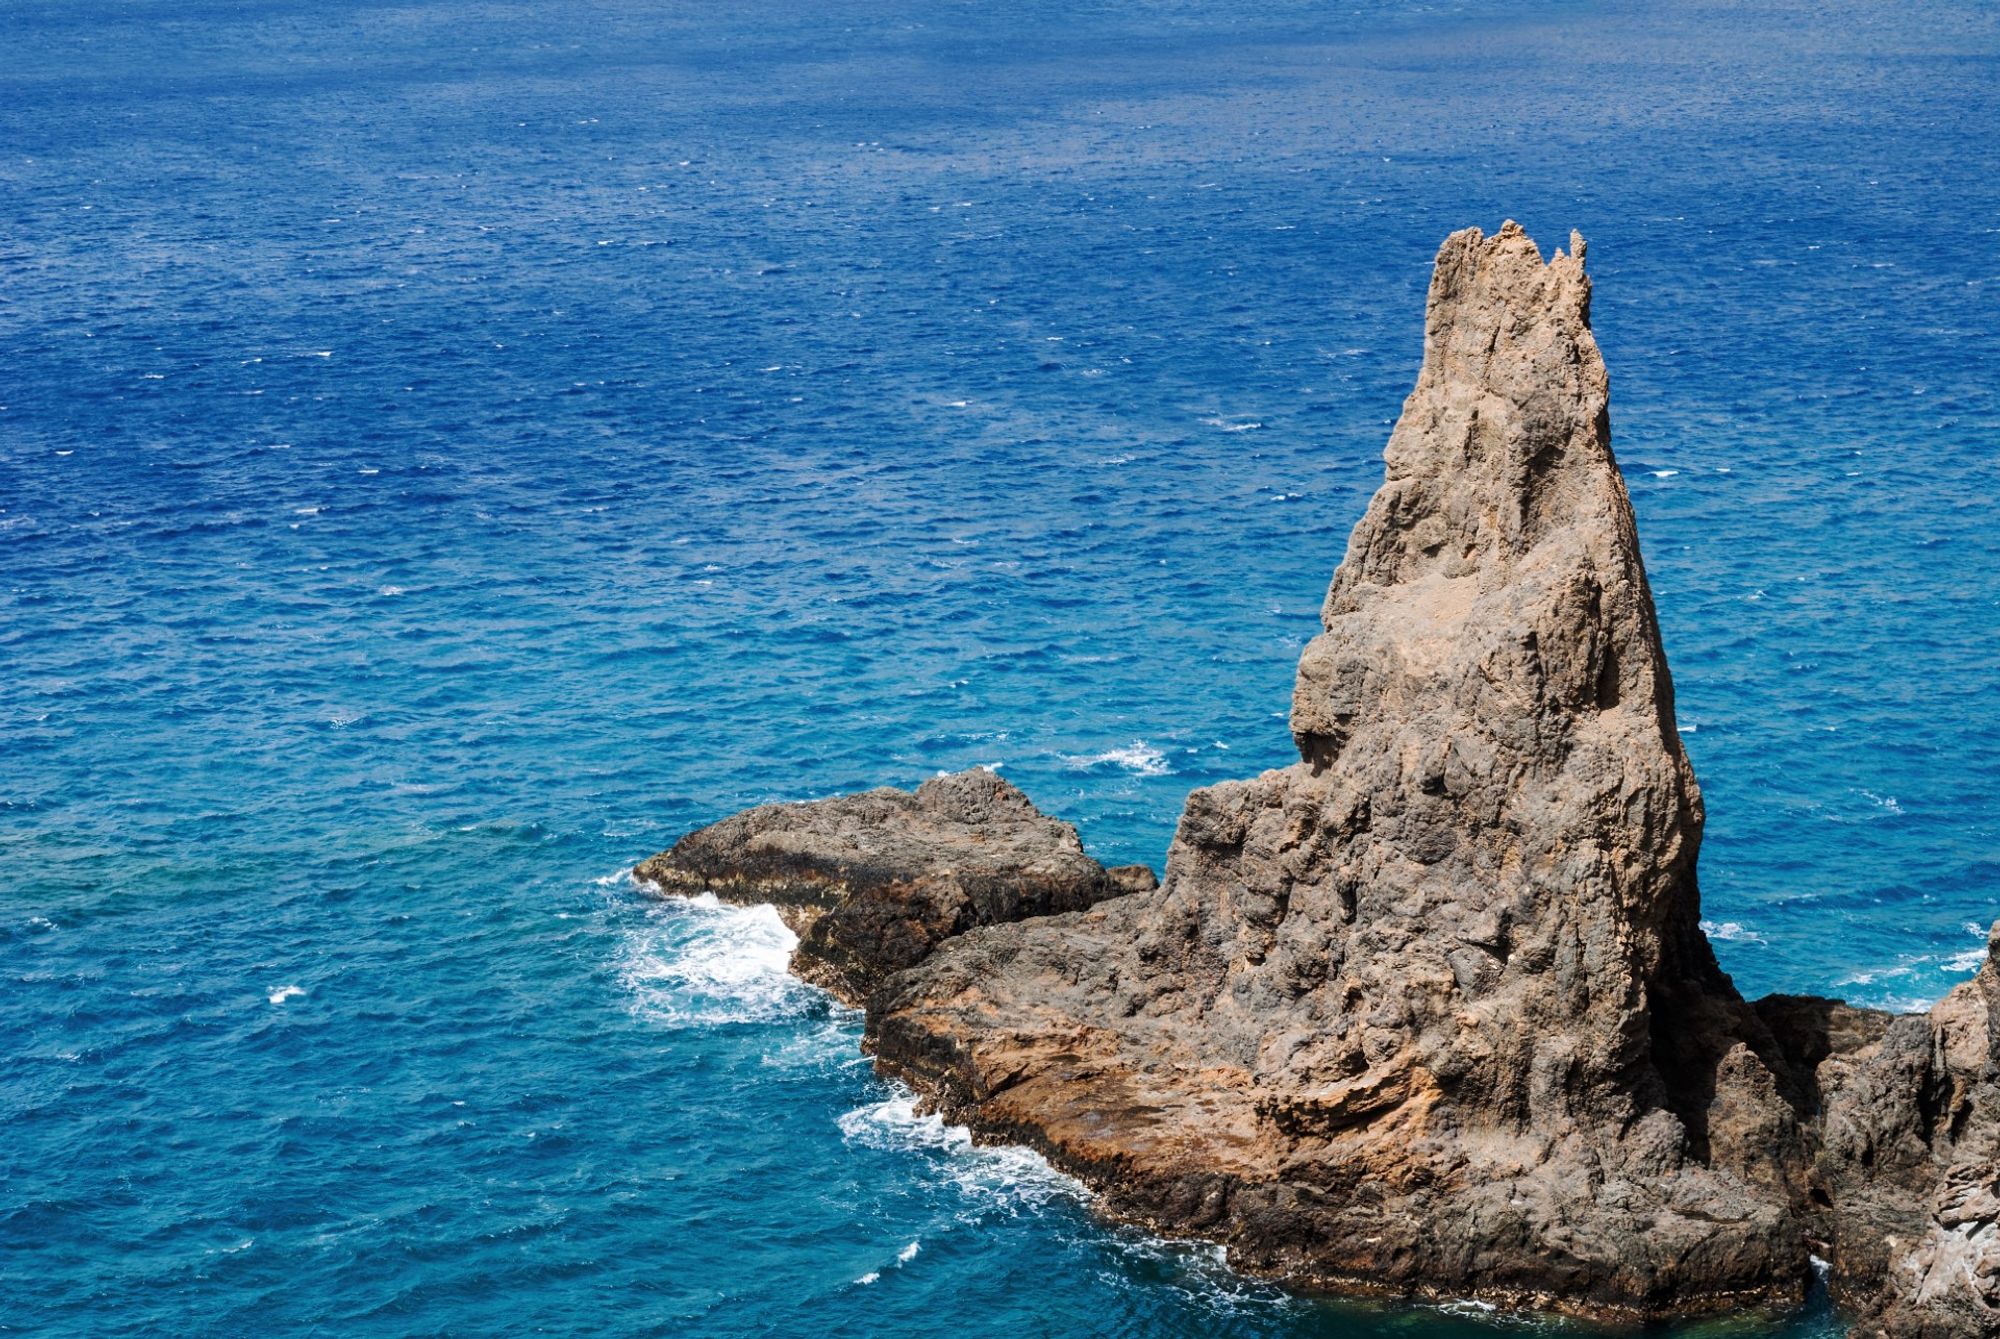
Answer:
[{"xmin": 868, "ymin": 223, "xmax": 1812, "ymax": 1319}]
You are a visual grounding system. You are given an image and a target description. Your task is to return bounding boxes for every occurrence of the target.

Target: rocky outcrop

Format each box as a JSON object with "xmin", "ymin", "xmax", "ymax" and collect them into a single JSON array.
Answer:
[
  {"xmin": 635, "ymin": 768, "xmax": 1153, "ymax": 1004},
  {"xmin": 1816, "ymin": 924, "xmax": 2000, "ymax": 1336},
  {"xmin": 1748, "ymin": 928, "xmax": 2000, "ymax": 1336},
  {"xmin": 639, "ymin": 223, "xmax": 1997, "ymax": 1334},
  {"xmin": 864, "ymin": 222, "xmax": 1813, "ymax": 1319}
]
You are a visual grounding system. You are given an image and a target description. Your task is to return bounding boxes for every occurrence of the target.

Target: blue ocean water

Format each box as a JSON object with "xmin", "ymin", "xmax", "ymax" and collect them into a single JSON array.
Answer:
[{"xmin": 3, "ymin": 0, "xmax": 1997, "ymax": 1333}]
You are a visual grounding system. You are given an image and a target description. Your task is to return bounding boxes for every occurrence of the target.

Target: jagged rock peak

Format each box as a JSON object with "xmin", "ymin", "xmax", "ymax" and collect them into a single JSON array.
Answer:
[
  {"xmin": 1317, "ymin": 219, "xmax": 1609, "ymax": 597},
  {"xmin": 1292, "ymin": 221, "xmax": 1700, "ymax": 969}
]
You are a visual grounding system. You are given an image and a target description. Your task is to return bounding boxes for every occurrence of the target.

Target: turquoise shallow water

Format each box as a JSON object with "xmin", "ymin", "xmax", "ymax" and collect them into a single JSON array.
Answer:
[{"xmin": 3, "ymin": 1, "xmax": 1996, "ymax": 1334}]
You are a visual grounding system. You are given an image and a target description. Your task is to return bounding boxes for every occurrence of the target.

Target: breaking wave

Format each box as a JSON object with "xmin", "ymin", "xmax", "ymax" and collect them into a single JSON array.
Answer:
[
  {"xmin": 837, "ymin": 1088, "xmax": 1083, "ymax": 1216},
  {"xmin": 1062, "ymin": 741, "xmax": 1172, "ymax": 776},
  {"xmin": 615, "ymin": 883, "xmax": 820, "ymax": 1027}
]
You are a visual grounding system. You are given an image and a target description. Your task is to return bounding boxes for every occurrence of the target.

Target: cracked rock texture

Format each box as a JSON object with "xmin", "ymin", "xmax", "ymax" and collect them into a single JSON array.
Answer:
[
  {"xmin": 639, "ymin": 223, "xmax": 1998, "ymax": 1334},
  {"xmin": 1811, "ymin": 924, "xmax": 2000, "ymax": 1337}
]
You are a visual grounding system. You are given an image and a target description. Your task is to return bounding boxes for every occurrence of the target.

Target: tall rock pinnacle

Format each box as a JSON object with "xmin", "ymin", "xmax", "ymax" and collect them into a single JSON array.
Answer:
[
  {"xmin": 1282, "ymin": 219, "xmax": 1723, "ymax": 1149},
  {"xmin": 865, "ymin": 222, "xmax": 1809, "ymax": 1316}
]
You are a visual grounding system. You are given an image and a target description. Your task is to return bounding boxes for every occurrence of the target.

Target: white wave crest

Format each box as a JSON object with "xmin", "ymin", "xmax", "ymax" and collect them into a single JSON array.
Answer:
[
  {"xmin": 1701, "ymin": 919, "xmax": 1767, "ymax": 945},
  {"xmin": 1943, "ymin": 946, "xmax": 1990, "ymax": 975},
  {"xmin": 1858, "ymin": 789, "xmax": 1904, "ymax": 816},
  {"xmin": 837, "ymin": 1089, "xmax": 1082, "ymax": 1215},
  {"xmin": 1062, "ymin": 741, "xmax": 1171, "ymax": 776},
  {"xmin": 617, "ymin": 890, "xmax": 816, "ymax": 1026}
]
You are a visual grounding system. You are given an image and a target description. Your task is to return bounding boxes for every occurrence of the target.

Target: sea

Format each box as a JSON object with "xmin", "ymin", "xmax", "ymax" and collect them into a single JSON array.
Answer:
[{"xmin": 3, "ymin": 0, "xmax": 1996, "ymax": 1334}]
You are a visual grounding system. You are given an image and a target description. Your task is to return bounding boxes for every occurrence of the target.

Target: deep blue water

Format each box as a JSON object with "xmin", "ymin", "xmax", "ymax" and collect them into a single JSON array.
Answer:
[{"xmin": 4, "ymin": 1, "xmax": 1997, "ymax": 1334}]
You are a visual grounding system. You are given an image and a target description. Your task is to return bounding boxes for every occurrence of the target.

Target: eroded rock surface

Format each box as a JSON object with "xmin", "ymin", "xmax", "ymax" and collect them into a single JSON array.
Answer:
[
  {"xmin": 866, "ymin": 222, "xmax": 1812, "ymax": 1319},
  {"xmin": 1818, "ymin": 925, "xmax": 2000, "ymax": 1337},
  {"xmin": 635, "ymin": 768, "xmax": 1151, "ymax": 1004},
  {"xmin": 639, "ymin": 223, "xmax": 1997, "ymax": 1335}
]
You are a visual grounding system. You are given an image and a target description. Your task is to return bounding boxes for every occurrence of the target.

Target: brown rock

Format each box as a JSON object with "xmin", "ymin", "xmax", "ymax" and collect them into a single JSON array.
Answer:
[
  {"xmin": 1820, "ymin": 921, "xmax": 2000, "ymax": 1336},
  {"xmin": 865, "ymin": 223, "xmax": 1816, "ymax": 1319},
  {"xmin": 635, "ymin": 768, "xmax": 1151, "ymax": 1005}
]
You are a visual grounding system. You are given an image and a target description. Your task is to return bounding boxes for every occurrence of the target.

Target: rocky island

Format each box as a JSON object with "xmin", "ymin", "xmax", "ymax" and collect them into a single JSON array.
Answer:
[{"xmin": 640, "ymin": 224, "xmax": 1999, "ymax": 1337}]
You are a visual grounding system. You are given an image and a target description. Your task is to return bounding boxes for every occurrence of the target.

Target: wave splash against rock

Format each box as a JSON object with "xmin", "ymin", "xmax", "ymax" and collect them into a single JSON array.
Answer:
[{"xmin": 639, "ymin": 223, "xmax": 1998, "ymax": 1338}]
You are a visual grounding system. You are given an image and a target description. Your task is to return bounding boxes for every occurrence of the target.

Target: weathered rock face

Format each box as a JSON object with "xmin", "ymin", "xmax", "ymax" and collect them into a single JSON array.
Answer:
[
  {"xmin": 1815, "ymin": 924, "xmax": 2000, "ymax": 1337},
  {"xmin": 865, "ymin": 223, "xmax": 1813, "ymax": 1318},
  {"xmin": 638, "ymin": 223, "xmax": 1997, "ymax": 1334},
  {"xmin": 635, "ymin": 768, "xmax": 1152, "ymax": 1004}
]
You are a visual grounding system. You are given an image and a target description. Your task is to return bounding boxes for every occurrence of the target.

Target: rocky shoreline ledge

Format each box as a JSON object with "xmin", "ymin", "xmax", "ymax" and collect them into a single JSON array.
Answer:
[{"xmin": 639, "ymin": 224, "xmax": 1999, "ymax": 1337}]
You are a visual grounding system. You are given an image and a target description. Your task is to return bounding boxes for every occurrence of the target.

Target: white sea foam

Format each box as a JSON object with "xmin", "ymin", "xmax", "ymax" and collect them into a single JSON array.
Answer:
[
  {"xmin": 1103, "ymin": 1232, "xmax": 1305, "ymax": 1318},
  {"xmin": 896, "ymin": 1240, "xmax": 920, "ymax": 1263},
  {"xmin": 1943, "ymin": 946, "xmax": 1989, "ymax": 975},
  {"xmin": 1858, "ymin": 789, "xmax": 1904, "ymax": 815},
  {"xmin": 1063, "ymin": 741, "xmax": 1171, "ymax": 776},
  {"xmin": 1836, "ymin": 952, "xmax": 1954, "ymax": 1013},
  {"xmin": 837, "ymin": 1089, "xmax": 1082, "ymax": 1215},
  {"xmin": 854, "ymin": 1271, "xmax": 880, "ymax": 1285},
  {"xmin": 760, "ymin": 1016, "xmax": 865, "ymax": 1072},
  {"xmin": 617, "ymin": 886, "xmax": 816, "ymax": 1026},
  {"xmin": 268, "ymin": 985, "xmax": 306, "ymax": 1005},
  {"xmin": 1882, "ymin": 995, "xmax": 1939, "ymax": 1015},
  {"xmin": 1201, "ymin": 416, "xmax": 1261, "ymax": 433},
  {"xmin": 1839, "ymin": 961, "xmax": 1917, "ymax": 988},
  {"xmin": 1701, "ymin": 919, "xmax": 1767, "ymax": 945},
  {"xmin": 1420, "ymin": 1295, "xmax": 1574, "ymax": 1331}
]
